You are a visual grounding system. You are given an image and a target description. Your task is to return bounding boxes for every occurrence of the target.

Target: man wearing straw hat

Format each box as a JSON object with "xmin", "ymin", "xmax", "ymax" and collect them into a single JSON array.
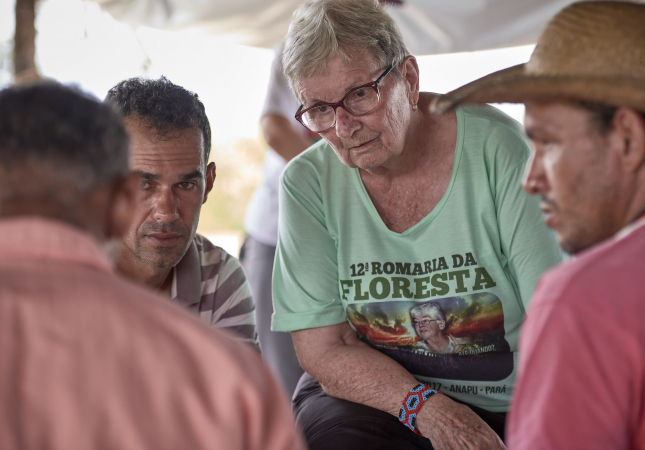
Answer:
[{"xmin": 432, "ymin": 1, "xmax": 645, "ymax": 448}]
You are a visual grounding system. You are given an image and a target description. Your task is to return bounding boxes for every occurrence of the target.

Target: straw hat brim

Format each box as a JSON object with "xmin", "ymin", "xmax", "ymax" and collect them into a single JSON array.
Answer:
[{"xmin": 430, "ymin": 64, "xmax": 645, "ymax": 115}]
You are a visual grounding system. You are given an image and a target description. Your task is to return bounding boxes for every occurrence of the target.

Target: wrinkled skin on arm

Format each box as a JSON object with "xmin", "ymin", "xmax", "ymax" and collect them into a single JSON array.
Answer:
[{"xmin": 292, "ymin": 322, "xmax": 506, "ymax": 450}]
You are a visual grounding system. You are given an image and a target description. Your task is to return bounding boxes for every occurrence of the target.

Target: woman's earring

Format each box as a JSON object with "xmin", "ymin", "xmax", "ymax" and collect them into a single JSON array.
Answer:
[{"xmin": 412, "ymin": 103, "xmax": 418, "ymax": 112}]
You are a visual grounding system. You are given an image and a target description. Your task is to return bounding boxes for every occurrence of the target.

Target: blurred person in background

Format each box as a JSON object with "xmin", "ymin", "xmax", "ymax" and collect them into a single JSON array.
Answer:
[
  {"xmin": 106, "ymin": 77, "xmax": 256, "ymax": 346},
  {"xmin": 272, "ymin": 0, "xmax": 563, "ymax": 449},
  {"xmin": 0, "ymin": 81, "xmax": 305, "ymax": 450},
  {"xmin": 242, "ymin": 44, "xmax": 316, "ymax": 397},
  {"xmin": 432, "ymin": 1, "xmax": 645, "ymax": 448}
]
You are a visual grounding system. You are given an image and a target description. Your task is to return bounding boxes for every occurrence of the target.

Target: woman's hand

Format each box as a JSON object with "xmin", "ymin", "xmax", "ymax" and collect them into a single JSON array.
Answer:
[{"xmin": 418, "ymin": 394, "xmax": 507, "ymax": 450}]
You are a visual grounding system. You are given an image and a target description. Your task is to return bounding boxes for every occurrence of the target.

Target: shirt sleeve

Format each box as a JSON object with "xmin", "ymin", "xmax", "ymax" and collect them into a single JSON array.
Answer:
[
  {"xmin": 494, "ymin": 137, "xmax": 565, "ymax": 311},
  {"xmin": 271, "ymin": 155, "xmax": 348, "ymax": 332},
  {"xmin": 507, "ymin": 276, "xmax": 636, "ymax": 449},
  {"xmin": 217, "ymin": 332, "xmax": 308, "ymax": 450},
  {"xmin": 188, "ymin": 325, "xmax": 307, "ymax": 450},
  {"xmin": 209, "ymin": 252, "xmax": 257, "ymax": 347}
]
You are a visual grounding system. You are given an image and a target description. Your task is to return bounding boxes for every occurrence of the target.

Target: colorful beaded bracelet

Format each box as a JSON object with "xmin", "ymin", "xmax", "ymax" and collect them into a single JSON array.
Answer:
[{"xmin": 398, "ymin": 383, "xmax": 440, "ymax": 436}]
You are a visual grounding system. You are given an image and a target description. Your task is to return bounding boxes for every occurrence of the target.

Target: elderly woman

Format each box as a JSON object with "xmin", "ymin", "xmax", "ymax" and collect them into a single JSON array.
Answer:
[{"xmin": 272, "ymin": 1, "xmax": 563, "ymax": 449}]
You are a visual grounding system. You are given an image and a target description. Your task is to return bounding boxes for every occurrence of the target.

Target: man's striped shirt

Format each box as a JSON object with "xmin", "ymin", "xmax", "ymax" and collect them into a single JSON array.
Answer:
[{"xmin": 170, "ymin": 234, "xmax": 256, "ymax": 346}]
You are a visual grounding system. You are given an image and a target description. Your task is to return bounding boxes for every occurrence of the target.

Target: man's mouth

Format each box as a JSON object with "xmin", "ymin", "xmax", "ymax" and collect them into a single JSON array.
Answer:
[
  {"xmin": 146, "ymin": 233, "xmax": 182, "ymax": 246},
  {"xmin": 540, "ymin": 199, "xmax": 557, "ymax": 226}
]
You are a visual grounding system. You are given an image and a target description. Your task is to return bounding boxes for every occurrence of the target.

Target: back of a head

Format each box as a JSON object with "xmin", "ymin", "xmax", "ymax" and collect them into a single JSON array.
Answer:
[
  {"xmin": 0, "ymin": 82, "xmax": 129, "ymax": 223},
  {"xmin": 282, "ymin": 0, "xmax": 409, "ymax": 96},
  {"xmin": 105, "ymin": 76, "xmax": 212, "ymax": 162}
]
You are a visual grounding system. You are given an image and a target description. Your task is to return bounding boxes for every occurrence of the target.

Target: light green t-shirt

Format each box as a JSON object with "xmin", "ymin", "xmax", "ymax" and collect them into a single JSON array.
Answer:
[{"xmin": 272, "ymin": 104, "xmax": 564, "ymax": 411}]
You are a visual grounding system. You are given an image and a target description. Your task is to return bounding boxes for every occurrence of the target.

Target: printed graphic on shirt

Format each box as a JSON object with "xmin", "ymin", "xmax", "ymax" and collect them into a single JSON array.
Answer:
[
  {"xmin": 346, "ymin": 293, "xmax": 513, "ymax": 381},
  {"xmin": 339, "ymin": 253, "xmax": 499, "ymax": 302}
]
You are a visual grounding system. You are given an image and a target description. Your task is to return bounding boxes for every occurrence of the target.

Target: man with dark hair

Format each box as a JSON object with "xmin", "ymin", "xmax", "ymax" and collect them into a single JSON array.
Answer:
[
  {"xmin": 432, "ymin": 1, "xmax": 645, "ymax": 448},
  {"xmin": 0, "ymin": 81, "xmax": 305, "ymax": 450},
  {"xmin": 106, "ymin": 77, "xmax": 255, "ymax": 345}
]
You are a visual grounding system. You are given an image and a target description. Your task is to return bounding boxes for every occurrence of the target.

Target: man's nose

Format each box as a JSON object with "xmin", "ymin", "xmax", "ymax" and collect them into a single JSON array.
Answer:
[
  {"xmin": 522, "ymin": 151, "xmax": 547, "ymax": 196},
  {"xmin": 152, "ymin": 188, "xmax": 179, "ymax": 222},
  {"xmin": 335, "ymin": 107, "xmax": 360, "ymax": 139}
]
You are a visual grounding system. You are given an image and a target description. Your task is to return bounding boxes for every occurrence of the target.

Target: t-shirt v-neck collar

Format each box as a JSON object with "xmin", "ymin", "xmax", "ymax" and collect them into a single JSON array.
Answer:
[{"xmin": 351, "ymin": 106, "xmax": 465, "ymax": 238}]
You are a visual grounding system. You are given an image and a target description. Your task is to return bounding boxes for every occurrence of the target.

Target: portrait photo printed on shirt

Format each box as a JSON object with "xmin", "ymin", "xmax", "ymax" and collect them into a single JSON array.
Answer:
[{"xmin": 342, "ymin": 252, "xmax": 513, "ymax": 384}]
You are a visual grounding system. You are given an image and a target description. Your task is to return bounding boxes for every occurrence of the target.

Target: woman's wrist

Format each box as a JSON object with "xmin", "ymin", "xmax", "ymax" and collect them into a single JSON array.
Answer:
[{"xmin": 398, "ymin": 383, "xmax": 441, "ymax": 436}]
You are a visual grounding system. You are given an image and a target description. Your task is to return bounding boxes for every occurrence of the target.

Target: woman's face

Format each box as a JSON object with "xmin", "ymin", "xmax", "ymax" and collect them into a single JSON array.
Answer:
[
  {"xmin": 412, "ymin": 313, "xmax": 445, "ymax": 341},
  {"xmin": 295, "ymin": 53, "xmax": 415, "ymax": 171}
]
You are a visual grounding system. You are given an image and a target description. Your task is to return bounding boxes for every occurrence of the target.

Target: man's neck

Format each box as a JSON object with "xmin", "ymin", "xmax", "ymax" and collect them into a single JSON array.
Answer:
[
  {"xmin": 626, "ymin": 198, "xmax": 645, "ymax": 225},
  {"xmin": 615, "ymin": 181, "xmax": 645, "ymax": 231}
]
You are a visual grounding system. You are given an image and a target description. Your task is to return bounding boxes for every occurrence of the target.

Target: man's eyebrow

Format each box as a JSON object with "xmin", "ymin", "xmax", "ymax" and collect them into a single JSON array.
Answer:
[
  {"xmin": 134, "ymin": 170, "xmax": 160, "ymax": 180},
  {"xmin": 180, "ymin": 170, "xmax": 203, "ymax": 181}
]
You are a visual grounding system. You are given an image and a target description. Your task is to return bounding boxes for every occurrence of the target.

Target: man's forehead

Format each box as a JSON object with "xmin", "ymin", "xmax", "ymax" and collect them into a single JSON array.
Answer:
[
  {"xmin": 524, "ymin": 100, "xmax": 587, "ymax": 119},
  {"xmin": 524, "ymin": 101, "xmax": 591, "ymax": 136},
  {"xmin": 125, "ymin": 118, "xmax": 205, "ymax": 169}
]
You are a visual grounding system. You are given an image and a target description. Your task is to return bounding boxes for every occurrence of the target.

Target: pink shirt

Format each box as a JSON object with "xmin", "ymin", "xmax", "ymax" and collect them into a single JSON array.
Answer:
[
  {"xmin": 0, "ymin": 217, "xmax": 305, "ymax": 450},
  {"xmin": 508, "ymin": 219, "xmax": 645, "ymax": 449}
]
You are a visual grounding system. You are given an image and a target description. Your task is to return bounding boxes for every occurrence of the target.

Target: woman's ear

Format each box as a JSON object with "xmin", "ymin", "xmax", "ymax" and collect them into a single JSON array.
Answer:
[{"xmin": 401, "ymin": 55, "xmax": 420, "ymax": 106}]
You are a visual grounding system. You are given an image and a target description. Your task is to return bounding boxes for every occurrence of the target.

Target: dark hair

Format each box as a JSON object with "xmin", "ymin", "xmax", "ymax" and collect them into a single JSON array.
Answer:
[
  {"xmin": 0, "ymin": 81, "xmax": 129, "ymax": 188},
  {"xmin": 105, "ymin": 76, "xmax": 211, "ymax": 161},
  {"xmin": 574, "ymin": 101, "xmax": 645, "ymax": 135}
]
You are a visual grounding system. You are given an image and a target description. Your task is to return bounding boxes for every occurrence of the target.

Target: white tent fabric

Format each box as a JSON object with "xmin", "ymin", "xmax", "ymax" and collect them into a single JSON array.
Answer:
[{"xmin": 94, "ymin": 0, "xmax": 579, "ymax": 55}]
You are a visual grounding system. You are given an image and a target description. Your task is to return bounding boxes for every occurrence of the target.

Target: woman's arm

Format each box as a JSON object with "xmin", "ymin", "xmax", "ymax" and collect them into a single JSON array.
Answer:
[{"xmin": 293, "ymin": 322, "xmax": 506, "ymax": 450}]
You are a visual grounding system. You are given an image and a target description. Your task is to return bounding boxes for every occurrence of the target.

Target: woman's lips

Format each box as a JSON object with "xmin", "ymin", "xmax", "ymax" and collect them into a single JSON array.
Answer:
[{"xmin": 350, "ymin": 137, "xmax": 378, "ymax": 152}]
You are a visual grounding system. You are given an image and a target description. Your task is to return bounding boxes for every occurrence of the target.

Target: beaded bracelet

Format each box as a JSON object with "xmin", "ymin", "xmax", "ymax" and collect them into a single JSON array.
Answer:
[{"xmin": 398, "ymin": 383, "xmax": 440, "ymax": 436}]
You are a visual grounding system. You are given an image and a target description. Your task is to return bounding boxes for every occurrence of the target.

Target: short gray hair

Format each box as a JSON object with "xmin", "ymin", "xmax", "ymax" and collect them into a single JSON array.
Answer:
[
  {"xmin": 282, "ymin": 0, "xmax": 409, "ymax": 97},
  {"xmin": 410, "ymin": 302, "xmax": 446, "ymax": 322}
]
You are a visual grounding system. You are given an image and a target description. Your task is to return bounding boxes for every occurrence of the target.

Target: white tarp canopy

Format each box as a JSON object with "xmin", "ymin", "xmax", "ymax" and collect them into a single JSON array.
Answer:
[{"xmin": 93, "ymin": 0, "xmax": 580, "ymax": 55}]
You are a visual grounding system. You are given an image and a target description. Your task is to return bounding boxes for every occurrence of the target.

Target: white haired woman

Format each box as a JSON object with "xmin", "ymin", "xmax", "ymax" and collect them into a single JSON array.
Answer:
[{"xmin": 271, "ymin": 1, "xmax": 563, "ymax": 449}]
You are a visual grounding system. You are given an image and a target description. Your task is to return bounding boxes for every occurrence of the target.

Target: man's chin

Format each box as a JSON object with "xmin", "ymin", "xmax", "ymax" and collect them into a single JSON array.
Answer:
[
  {"xmin": 559, "ymin": 230, "xmax": 615, "ymax": 256},
  {"xmin": 142, "ymin": 254, "xmax": 184, "ymax": 270},
  {"xmin": 139, "ymin": 242, "xmax": 189, "ymax": 269}
]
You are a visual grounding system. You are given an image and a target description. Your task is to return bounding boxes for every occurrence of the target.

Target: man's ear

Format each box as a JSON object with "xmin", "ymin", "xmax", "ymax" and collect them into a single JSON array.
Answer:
[
  {"xmin": 202, "ymin": 162, "xmax": 216, "ymax": 205},
  {"xmin": 612, "ymin": 108, "xmax": 645, "ymax": 173},
  {"xmin": 106, "ymin": 172, "xmax": 138, "ymax": 240}
]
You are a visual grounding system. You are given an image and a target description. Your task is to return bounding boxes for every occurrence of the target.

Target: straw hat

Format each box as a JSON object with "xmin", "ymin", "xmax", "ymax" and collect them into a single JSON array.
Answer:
[{"xmin": 430, "ymin": 1, "xmax": 645, "ymax": 115}]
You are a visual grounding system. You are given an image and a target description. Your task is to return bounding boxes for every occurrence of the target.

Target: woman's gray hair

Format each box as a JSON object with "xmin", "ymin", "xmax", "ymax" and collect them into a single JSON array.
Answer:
[
  {"xmin": 282, "ymin": 0, "xmax": 409, "ymax": 98},
  {"xmin": 410, "ymin": 302, "xmax": 446, "ymax": 322}
]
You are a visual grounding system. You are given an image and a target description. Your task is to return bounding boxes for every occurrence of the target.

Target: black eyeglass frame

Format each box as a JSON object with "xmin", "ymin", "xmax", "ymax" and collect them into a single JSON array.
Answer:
[{"xmin": 294, "ymin": 64, "xmax": 396, "ymax": 133}]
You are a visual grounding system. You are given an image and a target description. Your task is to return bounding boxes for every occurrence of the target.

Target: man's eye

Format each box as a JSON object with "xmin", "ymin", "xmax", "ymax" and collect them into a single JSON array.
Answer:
[
  {"xmin": 314, "ymin": 105, "xmax": 329, "ymax": 114},
  {"xmin": 140, "ymin": 181, "xmax": 153, "ymax": 190},
  {"xmin": 178, "ymin": 182, "xmax": 196, "ymax": 190},
  {"xmin": 531, "ymin": 137, "xmax": 554, "ymax": 149}
]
